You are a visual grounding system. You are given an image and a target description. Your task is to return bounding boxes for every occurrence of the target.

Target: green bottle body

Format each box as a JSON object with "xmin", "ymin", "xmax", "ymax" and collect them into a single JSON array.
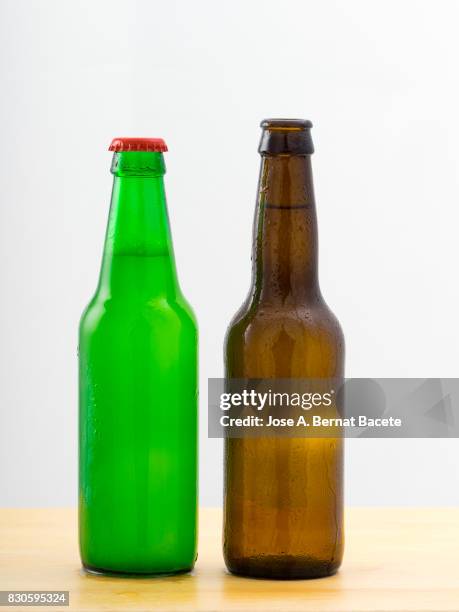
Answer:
[{"xmin": 79, "ymin": 151, "xmax": 198, "ymax": 575}]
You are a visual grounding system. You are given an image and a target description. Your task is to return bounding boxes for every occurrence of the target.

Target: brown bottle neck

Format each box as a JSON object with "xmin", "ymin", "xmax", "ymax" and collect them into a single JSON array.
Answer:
[{"xmin": 251, "ymin": 154, "xmax": 320, "ymax": 305}]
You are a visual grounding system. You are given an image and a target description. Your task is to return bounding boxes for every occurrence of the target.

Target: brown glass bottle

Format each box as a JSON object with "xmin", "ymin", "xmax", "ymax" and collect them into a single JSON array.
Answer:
[{"xmin": 224, "ymin": 119, "xmax": 345, "ymax": 579}]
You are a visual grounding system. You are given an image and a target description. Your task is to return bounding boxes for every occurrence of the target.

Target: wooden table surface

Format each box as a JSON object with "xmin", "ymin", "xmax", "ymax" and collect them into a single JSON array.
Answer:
[{"xmin": 0, "ymin": 507, "xmax": 458, "ymax": 611}]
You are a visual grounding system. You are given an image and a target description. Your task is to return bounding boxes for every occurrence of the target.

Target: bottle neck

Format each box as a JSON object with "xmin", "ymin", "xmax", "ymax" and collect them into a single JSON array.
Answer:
[
  {"xmin": 97, "ymin": 152, "xmax": 178, "ymax": 300},
  {"xmin": 251, "ymin": 154, "xmax": 320, "ymax": 305}
]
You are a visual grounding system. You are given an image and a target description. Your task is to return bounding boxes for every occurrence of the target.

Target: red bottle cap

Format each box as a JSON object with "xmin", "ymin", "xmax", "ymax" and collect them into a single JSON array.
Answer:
[{"xmin": 108, "ymin": 137, "xmax": 168, "ymax": 152}]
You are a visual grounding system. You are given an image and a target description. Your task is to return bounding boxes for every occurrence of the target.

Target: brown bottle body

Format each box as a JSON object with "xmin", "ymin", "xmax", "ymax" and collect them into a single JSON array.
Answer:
[{"xmin": 223, "ymin": 120, "xmax": 345, "ymax": 579}]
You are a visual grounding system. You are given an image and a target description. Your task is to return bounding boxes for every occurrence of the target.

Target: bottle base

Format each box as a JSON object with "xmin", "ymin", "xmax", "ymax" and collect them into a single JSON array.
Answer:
[
  {"xmin": 82, "ymin": 562, "xmax": 194, "ymax": 578},
  {"xmin": 225, "ymin": 555, "xmax": 340, "ymax": 580}
]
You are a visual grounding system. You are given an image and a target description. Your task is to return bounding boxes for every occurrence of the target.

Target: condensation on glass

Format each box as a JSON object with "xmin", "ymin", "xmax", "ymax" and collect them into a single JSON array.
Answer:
[
  {"xmin": 79, "ymin": 140, "xmax": 198, "ymax": 575},
  {"xmin": 224, "ymin": 120, "xmax": 345, "ymax": 579}
]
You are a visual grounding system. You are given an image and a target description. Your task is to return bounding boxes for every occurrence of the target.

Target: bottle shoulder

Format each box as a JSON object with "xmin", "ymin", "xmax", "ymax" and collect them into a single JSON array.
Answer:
[
  {"xmin": 225, "ymin": 298, "xmax": 344, "ymax": 379},
  {"xmin": 79, "ymin": 291, "xmax": 197, "ymax": 336},
  {"xmin": 228, "ymin": 295, "xmax": 342, "ymax": 329},
  {"xmin": 226, "ymin": 297, "xmax": 344, "ymax": 346},
  {"xmin": 174, "ymin": 291, "xmax": 198, "ymax": 327}
]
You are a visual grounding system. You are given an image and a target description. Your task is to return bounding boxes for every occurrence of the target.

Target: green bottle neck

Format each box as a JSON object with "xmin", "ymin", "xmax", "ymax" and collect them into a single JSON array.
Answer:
[{"xmin": 97, "ymin": 152, "xmax": 179, "ymax": 300}]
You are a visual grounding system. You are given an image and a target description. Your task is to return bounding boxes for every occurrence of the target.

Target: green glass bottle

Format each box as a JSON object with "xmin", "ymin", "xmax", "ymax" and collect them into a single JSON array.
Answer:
[{"xmin": 79, "ymin": 138, "xmax": 198, "ymax": 575}]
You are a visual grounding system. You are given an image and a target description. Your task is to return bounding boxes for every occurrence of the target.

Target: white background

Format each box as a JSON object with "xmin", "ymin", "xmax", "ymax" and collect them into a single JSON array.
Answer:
[{"xmin": 1, "ymin": 0, "xmax": 459, "ymax": 507}]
